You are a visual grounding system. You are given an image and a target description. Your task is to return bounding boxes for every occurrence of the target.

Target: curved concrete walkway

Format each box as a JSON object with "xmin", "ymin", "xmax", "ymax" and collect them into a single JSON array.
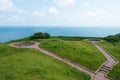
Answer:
[
  {"xmin": 92, "ymin": 41, "xmax": 119, "ymax": 80},
  {"xmin": 9, "ymin": 41, "xmax": 119, "ymax": 80},
  {"xmin": 9, "ymin": 42, "xmax": 95, "ymax": 79}
]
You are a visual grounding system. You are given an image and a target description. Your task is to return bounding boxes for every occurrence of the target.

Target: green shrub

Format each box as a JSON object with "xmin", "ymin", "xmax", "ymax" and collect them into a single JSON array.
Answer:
[
  {"xmin": 103, "ymin": 35, "xmax": 119, "ymax": 43},
  {"xmin": 30, "ymin": 32, "xmax": 51, "ymax": 40}
]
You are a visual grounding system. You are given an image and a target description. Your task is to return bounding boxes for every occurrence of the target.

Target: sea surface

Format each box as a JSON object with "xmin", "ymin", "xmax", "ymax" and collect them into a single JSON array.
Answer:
[{"xmin": 0, "ymin": 27, "xmax": 120, "ymax": 42}]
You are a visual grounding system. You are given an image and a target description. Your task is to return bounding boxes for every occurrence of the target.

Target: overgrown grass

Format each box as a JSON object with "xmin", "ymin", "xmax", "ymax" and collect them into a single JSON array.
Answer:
[
  {"xmin": 39, "ymin": 38, "xmax": 106, "ymax": 71},
  {"xmin": 0, "ymin": 43, "xmax": 90, "ymax": 80},
  {"xmin": 99, "ymin": 41, "xmax": 120, "ymax": 80},
  {"xmin": 55, "ymin": 36, "xmax": 85, "ymax": 41}
]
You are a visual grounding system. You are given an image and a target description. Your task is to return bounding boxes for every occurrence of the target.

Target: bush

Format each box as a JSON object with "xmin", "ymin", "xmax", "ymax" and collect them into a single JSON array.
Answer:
[
  {"xmin": 116, "ymin": 33, "xmax": 120, "ymax": 38},
  {"xmin": 44, "ymin": 32, "xmax": 51, "ymax": 39},
  {"xmin": 30, "ymin": 32, "xmax": 51, "ymax": 40},
  {"xmin": 103, "ymin": 35, "xmax": 119, "ymax": 43}
]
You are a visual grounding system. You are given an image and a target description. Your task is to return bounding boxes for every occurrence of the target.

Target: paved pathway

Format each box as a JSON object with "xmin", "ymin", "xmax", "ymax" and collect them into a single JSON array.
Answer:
[
  {"xmin": 9, "ymin": 41, "xmax": 119, "ymax": 80},
  {"xmin": 9, "ymin": 42, "xmax": 95, "ymax": 78},
  {"xmin": 92, "ymin": 41, "xmax": 119, "ymax": 80}
]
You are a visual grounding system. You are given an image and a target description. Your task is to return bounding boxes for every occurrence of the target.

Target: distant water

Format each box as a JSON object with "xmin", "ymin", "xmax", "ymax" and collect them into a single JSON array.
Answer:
[{"xmin": 0, "ymin": 27, "xmax": 120, "ymax": 42}]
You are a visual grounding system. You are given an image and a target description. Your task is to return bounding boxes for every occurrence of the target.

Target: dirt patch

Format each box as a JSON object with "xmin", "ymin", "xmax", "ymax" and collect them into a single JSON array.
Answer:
[{"xmin": 13, "ymin": 42, "xmax": 35, "ymax": 47}]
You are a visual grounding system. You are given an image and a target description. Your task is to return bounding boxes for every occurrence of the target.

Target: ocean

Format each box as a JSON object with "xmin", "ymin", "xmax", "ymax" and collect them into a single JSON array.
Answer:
[{"xmin": 0, "ymin": 27, "xmax": 120, "ymax": 42}]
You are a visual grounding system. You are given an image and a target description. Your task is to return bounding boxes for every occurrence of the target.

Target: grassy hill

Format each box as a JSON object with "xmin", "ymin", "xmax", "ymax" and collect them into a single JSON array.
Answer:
[
  {"xmin": 39, "ymin": 38, "xmax": 106, "ymax": 71},
  {"xmin": 99, "ymin": 41, "xmax": 120, "ymax": 80},
  {"xmin": 0, "ymin": 43, "xmax": 90, "ymax": 80}
]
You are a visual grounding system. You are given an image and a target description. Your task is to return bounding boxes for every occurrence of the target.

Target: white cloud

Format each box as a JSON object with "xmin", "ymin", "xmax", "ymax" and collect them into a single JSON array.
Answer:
[
  {"xmin": 48, "ymin": 7, "xmax": 58, "ymax": 14},
  {"xmin": 0, "ymin": 14, "xmax": 6, "ymax": 21},
  {"xmin": 82, "ymin": 10, "xmax": 113, "ymax": 22},
  {"xmin": 32, "ymin": 7, "xmax": 59, "ymax": 17},
  {"xmin": 0, "ymin": 0, "xmax": 24, "ymax": 13},
  {"xmin": 7, "ymin": 15, "xmax": 25, "ymax": 21},
  {"xmin": 83, "ymin": 1, "xmax": 92, "ymax": 7},
  {"xmin": 53, "ymin": 0, "xmax": 75, "ymax": 6},
  {"xmin": 96, "ymin": 10, "xmax": 109, "ymax": 15},
  {"xmin": 96, "ymin": 10, "xmax": 112, "ymax": 18},
  {"xmin": 83, "ymin": 12, "xmax": 96, "ymax": 16},
  {"xmin": 32, "ymin": 11, "xmax": 45, "ymax": 17}
]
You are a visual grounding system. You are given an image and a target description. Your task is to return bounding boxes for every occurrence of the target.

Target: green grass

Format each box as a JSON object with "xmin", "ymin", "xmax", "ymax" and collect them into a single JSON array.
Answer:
[
  {"xmin": 99, "ymin": 41, "xmax": 120, "ymax": 80},
  {"xmin": 0, "ymin": 43, "xmax": 90, "ymax": 80},
  {"xmin": 39, "ymin": 38, "xmax": 106, "ymax": 71},
  {"xmin": 55, "ymin": 36, "xmax": 85, "ymax": 41}
]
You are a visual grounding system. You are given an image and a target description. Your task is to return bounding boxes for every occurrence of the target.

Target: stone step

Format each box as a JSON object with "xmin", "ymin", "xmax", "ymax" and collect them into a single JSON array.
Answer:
[
  {"xmin": 100, "ymin": 70, "xmax": 108, "ymax": 74},
  {"xmin": 99, "ymin": 66, "xmax": 111, "ymax": 73},
  {"xmin": 102, "ymin": 65, "xmax": 111, "ymax": 69},
  {"xmin": 100, "ymin": 68, "xmax": 109, "ymax": 72},
  {"xmin": 101, "ymin": 67, "xmax": 111, "ymax": 71}
]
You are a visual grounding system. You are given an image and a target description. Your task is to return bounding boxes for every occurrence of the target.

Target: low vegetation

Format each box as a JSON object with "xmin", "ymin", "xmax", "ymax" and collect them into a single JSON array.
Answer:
[
  {"xmin": 30, "ymin": 32, "xmax": 51, "ymax": 40},
  {"xmin": 99, "ymin": 40, "xmax": 120, "ymax": 80},
  {"xmin": 1, "ymin": 32, "xmax": 120, "ymax": 80},
  {"xmin": 103, "ymin": 33, "xmax": 120, "ymax": 43},
  {"xmin": 39, "ymin": 38, "xmax": 106, "ymax": 71},
  {"xmin": 55, "ymin": 36, "xmax": 101, "ymax": 41},
  {"xmin": 56, "ymin": 36, "xmax": 85, "ymax": 41},
  {"xmin": 0, "ymin": 43, "xmax": 90, "ymax": 80}
]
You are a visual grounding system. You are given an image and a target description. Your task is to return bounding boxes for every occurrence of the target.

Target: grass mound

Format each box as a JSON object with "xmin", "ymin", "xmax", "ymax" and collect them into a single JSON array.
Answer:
[
  {"xmin": 0, "ymin": 43, "xmax": 90, "ymax": 80},
  {"xmin": 39, "ymin": 38, "xmax": 106, "ymax": 71},
  {"xmin": 99, "ymin": 41, "xmax": 120, "ymax": 80}
]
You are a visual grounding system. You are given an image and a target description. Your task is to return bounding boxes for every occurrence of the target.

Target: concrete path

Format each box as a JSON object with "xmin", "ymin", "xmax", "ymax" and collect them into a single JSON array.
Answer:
[
  {"xmin": 9, "ymin": 41, "xmax": 119, "ymax": 80},
  {"xmin": 9, "ymin": 42, "xmax": 95, "ymax": 79},
  {"xmin": 92, "ymin": 41, "xmax": 119, "ymax": 80}
]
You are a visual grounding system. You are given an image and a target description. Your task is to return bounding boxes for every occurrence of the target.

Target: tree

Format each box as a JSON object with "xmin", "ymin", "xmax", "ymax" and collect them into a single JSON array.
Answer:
[
  {"xmin": 34, "ymin": 32, "xmax": 44, "ymax": 39},
  {"xmin": 116, "ymin": 33, "xmax": 120, "ymax": 38},
  {"xmin": 30, "ymin": 32, "xmax": 51, "ymax": 40},
  {"xmin": 44, "ymin": 32, "xmax": 51, "ymax": 39},
  {"xmin": 104, "ymin": 35, "xmax": 119, "ymax": 43}
]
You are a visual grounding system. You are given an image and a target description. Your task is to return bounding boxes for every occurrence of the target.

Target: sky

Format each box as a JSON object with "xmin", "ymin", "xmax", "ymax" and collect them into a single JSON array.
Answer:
[{"xmin": 0, "ymin": 0, "xmax": 120, "ymax": 27}]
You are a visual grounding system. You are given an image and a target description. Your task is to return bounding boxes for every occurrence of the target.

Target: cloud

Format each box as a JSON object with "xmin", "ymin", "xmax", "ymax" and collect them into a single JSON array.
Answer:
[
  {"xmin": 32, "ymin": 11, "xmax": 45, "ymax": 17},
  {"xmin": 7, "ymin": 15, "xmax": 25, "ymax": 21},
  {"xmin": 96, "ymin": 10, "xmax": 109, "ymax": 15},
  {"xmin": 32, "ymin": 7, "xmax": 59, "ymax": 17},
  {"xmin": 0, "ymin": 14, "xmax": 25, "ymax": 22},
  {"xmin": 83, "ymin": 12, "xmax": 96, "ymax": 16},
  {"xmin": 82, "ymin": 10, "xmax": 112, "ymax": 21},
  {"xmin": 48, "ymin": 7, "xmax": 58, "ymax": 14},
  {"xmin": 0, "ymin": 0, "xmax": 24, "ymax": 13},
  {"xmin": 53, "ymin": 0, "xmax": 75, "ymax": 6},
  {"xmin": 96, "ymin": 10, "xmax": 112, "ymax": 18},
  {"xmin": 83, "ymin": 1, "xmax": 92, "ymax": 7},
  {"xmin": 0, "ymin": 14, "xmax": 6, "ymax": 21}
]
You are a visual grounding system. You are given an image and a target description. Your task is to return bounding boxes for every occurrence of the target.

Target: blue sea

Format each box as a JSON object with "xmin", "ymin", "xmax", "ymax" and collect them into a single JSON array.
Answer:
[{"xmin": 0, "ymin": 27, "xmax": 120, "ymax": 42}]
